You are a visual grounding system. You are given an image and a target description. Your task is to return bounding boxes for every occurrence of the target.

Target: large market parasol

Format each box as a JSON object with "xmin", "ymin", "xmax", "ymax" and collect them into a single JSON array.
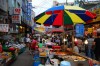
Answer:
[
  {"xmin": 35, "ymin": 5, "xmax": 96, "ymax": 26},
  {"xmin": 34, "ymin": 5, "xmax": 96, "ymax": 50}
]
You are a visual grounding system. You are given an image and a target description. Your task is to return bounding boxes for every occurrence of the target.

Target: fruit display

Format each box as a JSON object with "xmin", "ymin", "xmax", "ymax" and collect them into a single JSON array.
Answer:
[
  {"xmin": 1, "ymin": 52, "xmax": 12, "ymax": 59},
  {"xmin": 9, "ymin": 47, "xmax": 15, "ymax": 51},
  {"xmin": 0, "ymin": 52, "xmax": 12, "ymax": 64}
]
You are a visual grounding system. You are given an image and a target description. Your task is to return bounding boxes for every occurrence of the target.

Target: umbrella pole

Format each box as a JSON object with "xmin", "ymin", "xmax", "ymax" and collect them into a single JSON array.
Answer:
[
  {"xmin": 64, "ymin": 32, "xmax": 66, "ymax": 51},
  {"xmin": 63, "ymin": 26, "xmax": 67, "ymax": 51},
  {"xmin": 62, "ymin": 26, "xmax": 66, "ymax": 51},
  {"xmin": 72, "ymin": 25, "xmax": 75, "ymax": 51}
]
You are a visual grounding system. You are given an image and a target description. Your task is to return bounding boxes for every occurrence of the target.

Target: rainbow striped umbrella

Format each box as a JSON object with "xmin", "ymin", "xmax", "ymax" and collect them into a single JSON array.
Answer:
[{"xmin": 35, "ymin": 5, "xmax": 96, "ymax": 26}]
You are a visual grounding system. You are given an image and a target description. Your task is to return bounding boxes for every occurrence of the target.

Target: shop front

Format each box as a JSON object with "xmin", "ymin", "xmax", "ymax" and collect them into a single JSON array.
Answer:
[
  {"xmin": 84, "ymin": 6, "xmax": 100, "ymax": 37},
  {"xmin": 85, "ymin": 21, "xmax": 100, "ymax": 37}
]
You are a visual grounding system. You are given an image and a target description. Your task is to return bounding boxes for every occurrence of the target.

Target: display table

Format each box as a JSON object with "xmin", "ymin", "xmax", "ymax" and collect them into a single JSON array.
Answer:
[
  {"xmin": 53, "ymin": 49, "xmax": 100, "ymax": 66},
  {"xmin": 38, "ymin": 45, "xmax": 100, "ymax": 66}
]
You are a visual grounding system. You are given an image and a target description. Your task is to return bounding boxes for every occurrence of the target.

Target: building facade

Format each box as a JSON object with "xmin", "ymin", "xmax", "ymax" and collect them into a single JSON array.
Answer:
[
  {"xmin": 7, "ymin": 0, "xmax": 34, "ymax": 33},
  {"xmin": 0, "ymin": 0, "xmax": 8, "ymax": 24}
]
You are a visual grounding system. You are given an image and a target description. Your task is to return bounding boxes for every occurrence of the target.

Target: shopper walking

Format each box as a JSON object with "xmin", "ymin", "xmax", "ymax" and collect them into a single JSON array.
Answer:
[
  {"xmin": 87, "ymin": 34, "xmax": 94, "ymax": 59},
  {"xmin": 25, "ymin": 36, "xmax": 31, "ymax": 48},
  {"xmin": 93, "ymin": 33, "xmax": 100, "ymax": 61},
  {"xmin": 31, "ymin": 37, "xmax": 38, "ymax": 51}
]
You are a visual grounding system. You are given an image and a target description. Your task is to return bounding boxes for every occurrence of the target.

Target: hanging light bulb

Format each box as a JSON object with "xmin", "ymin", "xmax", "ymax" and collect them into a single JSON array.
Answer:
[
  {"xmin": 63, "ymin": 38, "xmax": 66, "ymax": 42},
  {"xmin": 84, "ymin": 40, "xmax": 88, "ymax": 44},
  {"xmin": 16, "ymin": 25, "xmax": 18, "ymax": 28},
  {"xmin": 74, "ymin": 38, "xmax": 77, "ymax": 42},
  {"xmin": 20, "ymin": 26, "xmax": 22, "ymax": 29}
]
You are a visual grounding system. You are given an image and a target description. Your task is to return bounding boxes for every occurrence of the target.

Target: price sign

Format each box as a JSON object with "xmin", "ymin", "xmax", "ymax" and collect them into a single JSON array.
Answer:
[
  {"xmin": 75, "ymin": 24, "xmax": 84, "ymax": 37},
  {"xmin": 12, "ymin": 15, "xmax": 21, "ymax": 23},
  {"xmin": 14, "ymin": 8, "xmax": 21, "ymax": 14}
]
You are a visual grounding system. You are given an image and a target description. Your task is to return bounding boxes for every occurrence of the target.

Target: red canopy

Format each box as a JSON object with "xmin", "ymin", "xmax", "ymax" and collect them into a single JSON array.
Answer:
[{"xmin": 52, "ymin": 29, "xmax": 64, "ymax": 33}]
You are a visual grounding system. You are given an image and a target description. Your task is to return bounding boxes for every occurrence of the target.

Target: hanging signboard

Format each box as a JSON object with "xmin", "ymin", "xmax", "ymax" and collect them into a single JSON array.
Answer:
[
  {"xmin": 27, "ymin": 9, "xmax": 31, "ymax": 15},
  {"xmin": 27, "ymin": 3, "xmax": 32, "ymax": 9},
  {"xmin": 27, "ymin": 3, "xmax": 32, "ymax": 16},
  {"xmin": 75, "ymin": 24, "xmax": 84, "ymax": 37},
  {"xmin": 14, "ymin": 8, "xmax": 21, "ymax": 14},
  {"xmin": 0, "ymin": 24, "xmax": 9, "ymax": 32},
  {"xmin": 26, "ymin": 16, "xmax": 31, "ymax": 21},
  {"xmin": 12, "ymin": 15, "xmax": 21, "ymax": 23},
  {"xmin": 26, "ymin": 2, "xmax": 32, "ymax": 21}
]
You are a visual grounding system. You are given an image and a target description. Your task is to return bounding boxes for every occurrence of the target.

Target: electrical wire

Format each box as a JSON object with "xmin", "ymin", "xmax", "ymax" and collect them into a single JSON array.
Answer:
[
  {"xmin": 33, "ymin": 0, "xmax": 46, "ymax": 8},
  {"xmin": 32, "ymin": 0, "xmax": 53, "ymax": 8},
  {"xmin": 32, "ymin": 0, "xmax": 53, "ymax": 16},
  {"xmin": 36, "ymin": 0, "xmax": 52, "ymax": 15}
]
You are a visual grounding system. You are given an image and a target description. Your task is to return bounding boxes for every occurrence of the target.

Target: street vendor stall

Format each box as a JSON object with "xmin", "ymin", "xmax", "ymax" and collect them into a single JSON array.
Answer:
[
  {"xmin": 0, "ymin": 41, "xmax": 26, "ymax": 66},
  {"xmin": 38, "ymin": 45, "xmax": 100, "ymax": 66}
]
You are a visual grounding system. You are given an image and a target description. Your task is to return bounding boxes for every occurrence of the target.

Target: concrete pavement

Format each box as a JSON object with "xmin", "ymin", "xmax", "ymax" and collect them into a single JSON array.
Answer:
[{"xmin": 10, "ymin": 48, "xmax": 33, "ymax": 66}]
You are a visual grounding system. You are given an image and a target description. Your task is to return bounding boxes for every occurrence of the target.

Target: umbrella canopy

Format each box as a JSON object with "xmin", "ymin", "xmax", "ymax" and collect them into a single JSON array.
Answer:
[{"xmin": 35, "ymin": 5, "xmax": 96, "ymax": 26}]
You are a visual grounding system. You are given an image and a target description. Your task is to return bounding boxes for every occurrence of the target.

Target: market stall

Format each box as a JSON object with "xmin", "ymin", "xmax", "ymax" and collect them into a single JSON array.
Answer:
[
  {"xmin": 37, "ymin": 45, "xmax": 100, "ymax": 66},
  {"xmin": 0, "ymin": 41, "xmax": 26, "ymax": 66}
]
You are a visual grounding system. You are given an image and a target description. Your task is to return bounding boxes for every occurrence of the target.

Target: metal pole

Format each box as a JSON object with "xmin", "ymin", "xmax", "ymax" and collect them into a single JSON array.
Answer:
[
  {"xmin": 66, "ymin": 0, "xmax": 67, "ymax": 5},
  {"xmin": 72, "ymin": 25, "xmax": 75, "ymax": 51}
]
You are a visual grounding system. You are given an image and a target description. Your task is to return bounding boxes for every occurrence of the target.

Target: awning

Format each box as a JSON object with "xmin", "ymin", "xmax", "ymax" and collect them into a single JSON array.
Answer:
[{"xmin": 52, "ymin": 29, "xmax": 64, "ymax": 33}]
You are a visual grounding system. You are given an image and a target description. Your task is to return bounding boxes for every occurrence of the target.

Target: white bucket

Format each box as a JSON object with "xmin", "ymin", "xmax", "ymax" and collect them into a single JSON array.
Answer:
[{"xmin": 60, "ymin": 61, "xmax": 71, "ymax": 66}]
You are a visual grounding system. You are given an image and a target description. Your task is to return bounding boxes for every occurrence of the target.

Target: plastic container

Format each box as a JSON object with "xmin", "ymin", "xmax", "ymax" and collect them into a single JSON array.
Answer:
[
  {"xmin": 33, "ymin": 61, "xmax": 41, "ymax": 66},
  {"xmin": 33, "ymin": 55, "xmax": 40, "ymax": 66},
  {"xmin": 93, "ymin": 64, "xmax": 100, "ymax": 66},
  {"xmin": 60, "ymin": 61, "xmax": 71, "ymax": 66},
  {"xmin": 54, "ymin": 61, "xmax": 58, "ymax": 66}
]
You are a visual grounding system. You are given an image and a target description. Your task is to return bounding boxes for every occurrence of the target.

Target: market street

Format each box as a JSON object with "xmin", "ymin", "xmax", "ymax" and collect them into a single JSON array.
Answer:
[{"xmin": 0, "ymin": 0, "xmax": 100, "ymax": 66}]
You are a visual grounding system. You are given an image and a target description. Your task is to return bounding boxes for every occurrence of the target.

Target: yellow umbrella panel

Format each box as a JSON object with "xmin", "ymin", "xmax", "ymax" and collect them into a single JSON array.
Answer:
[
  {"xmin": 36, "ymin": 14, "xmax": 51, "ymax": 24},
  {"xmin": 64, "ymin": 10, "xmax": 85, "ymax": 25}
]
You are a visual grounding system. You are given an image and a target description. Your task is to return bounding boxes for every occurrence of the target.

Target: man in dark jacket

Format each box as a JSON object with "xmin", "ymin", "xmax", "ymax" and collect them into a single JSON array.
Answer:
[{"xmin": 93, "ymin": 33, "xmax": 100, "ymax": 61}]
